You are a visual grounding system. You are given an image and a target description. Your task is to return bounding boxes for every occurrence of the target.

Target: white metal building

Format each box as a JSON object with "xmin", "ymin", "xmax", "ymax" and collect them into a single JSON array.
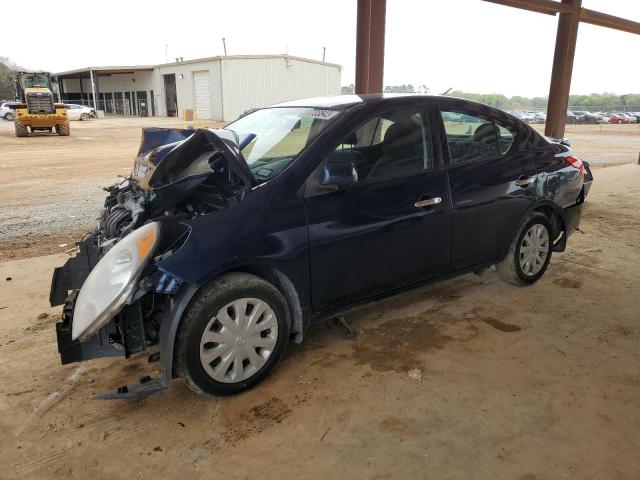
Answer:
[{"xmin": 53, "ymin": 55, "xmax": 342, "ymax": 122}]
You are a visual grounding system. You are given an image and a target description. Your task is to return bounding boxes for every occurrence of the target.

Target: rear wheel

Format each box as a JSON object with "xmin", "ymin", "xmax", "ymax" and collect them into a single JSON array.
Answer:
[
  {"xmin": 14, "ymin": 119, "xmax": 28, "ymax": 137},
  {"xmin": 4, "ymin": 112, "xmax": 14, "ymax": 121},
  {"xmin": 55, "ymin": 121, "xmax": 70, "ymax": 136},
  {"xmin": 80, "ymin": 113, "xmax": 89, "ymax": 121},
  {"xmin": 497, "ymin": 212, "xmax": 553, "ymax": 286},
  {"xmin": 175, "ymin": 273, "xmax": 290, "ymax": 396}
]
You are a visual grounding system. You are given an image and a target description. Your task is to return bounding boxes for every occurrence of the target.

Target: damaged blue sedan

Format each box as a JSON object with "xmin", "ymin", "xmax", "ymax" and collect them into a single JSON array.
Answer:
[{"xmin": 51, "ymin": 94, "xmax": 589, "ymax": 398}]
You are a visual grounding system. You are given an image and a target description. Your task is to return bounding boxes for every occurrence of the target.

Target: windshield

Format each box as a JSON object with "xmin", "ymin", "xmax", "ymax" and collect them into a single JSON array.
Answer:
[
  {"xmin": 20, "ymin": 73, "xmax": 51, "ymax": 89},
  {"xmin": 225, "ymin": 107, "xmax": 339, "ymax": 182}
]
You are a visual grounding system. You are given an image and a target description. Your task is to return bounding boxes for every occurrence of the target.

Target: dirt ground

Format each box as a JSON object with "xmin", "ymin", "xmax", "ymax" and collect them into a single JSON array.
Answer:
[{"xmin": 0, "ymin": 116, "xmax": 639, "ymax": 479}]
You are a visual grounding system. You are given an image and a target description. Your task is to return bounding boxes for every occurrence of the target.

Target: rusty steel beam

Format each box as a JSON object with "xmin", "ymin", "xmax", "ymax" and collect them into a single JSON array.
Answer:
[
  {"xmin": 580, "ymin": 8, "xmax": 640, "ymax": 35},
  {"xmin": 355, "ymin": 0, "xmax": 386, "ymax": 94},
  {"xmin": 355, "ymin": 0, "xmax": 372, "ymax": 94},
  {"xmin": 545, "ymin": 0, "xmax": 581, "ymax": 138},
  {"xmin": 485, "ymin": 0, "xmax": 640, "ymax": 138},
  {"xmin": 483, "ymin": 0, "xmax": 574, "ymax": 16},
  {"xmin": 368, "ymin": 0, "xmax": 386, "ymax": 93}
]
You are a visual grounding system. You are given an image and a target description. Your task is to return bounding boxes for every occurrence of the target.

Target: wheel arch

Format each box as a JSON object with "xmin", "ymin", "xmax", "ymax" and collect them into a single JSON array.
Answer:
[
  {"xmin": 500, "ymin": 201, "xmax": 566, "ymax": 261},
  {"xmin": 160, "ymin": 265, "xmax": 307, "ymax": 380}
]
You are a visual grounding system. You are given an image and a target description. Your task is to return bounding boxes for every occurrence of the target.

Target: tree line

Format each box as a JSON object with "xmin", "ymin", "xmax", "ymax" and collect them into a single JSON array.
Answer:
[
  {"xmin": 0, "ymin": 57, "xmax": 20, "ymax": 100},
  {"xmin": 341, "ymin": 84, "xmax": 640, "ymax": 111}
]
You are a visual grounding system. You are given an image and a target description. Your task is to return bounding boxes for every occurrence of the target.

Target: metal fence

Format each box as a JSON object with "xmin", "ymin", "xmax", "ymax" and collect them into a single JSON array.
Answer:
[{"xmin": 526, "ymin": 105, "xmax": 640, "ymax": 113}]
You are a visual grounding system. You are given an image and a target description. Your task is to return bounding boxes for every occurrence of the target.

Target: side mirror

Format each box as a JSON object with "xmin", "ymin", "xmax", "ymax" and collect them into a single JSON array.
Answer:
[{"xmin": 320, "ymin": 152, "xmax": 358, "ymax": 188}]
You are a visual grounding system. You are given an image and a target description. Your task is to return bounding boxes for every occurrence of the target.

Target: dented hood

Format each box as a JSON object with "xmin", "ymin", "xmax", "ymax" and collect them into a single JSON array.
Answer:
[{"xmin": 132, "ymin": 127, "xmax": 256, "ymax": 195}]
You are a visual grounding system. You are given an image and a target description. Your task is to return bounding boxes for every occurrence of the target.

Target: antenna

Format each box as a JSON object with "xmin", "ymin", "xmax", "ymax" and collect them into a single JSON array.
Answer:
[
  {"xmin": 165, "ymin": 42, "xmax": 168, "ymax": 63},
  {"xmin": 222, "ymin": 37, "xmax": 227, "ymax": 56},
  {"xmin": 322, "ymin": 46, "xmax": 326, "ymax": 62},
  {"xmin": 441, "ymin": 87, "xmax": 452, "ymax": 96}
]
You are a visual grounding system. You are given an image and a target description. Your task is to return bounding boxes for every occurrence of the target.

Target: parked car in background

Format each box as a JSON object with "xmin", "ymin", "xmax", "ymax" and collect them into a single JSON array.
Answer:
[
  {"xmin": 0, "ymin": 102, "xmax": 17, "ymax": 121},
  {"xmin": 51, "ymin": 94, "xmax": 589, "ymax": 399},
  {"xmin": 573, "ymin": 111, "xmax": 603, "ymax": 124},
  {"xmin": 566, "ymin": 111, "xmax": 579, "ymax": 124},
  {"xmin": 512, "ymin": 111, "xmax": 536, "ymax": 123},
  {"xmin": 620, "ymin": 113, "xmax": 637, "ymax": 123},
  {"xmin": 64, "ymin": 104, "xmax": 96, "ymax": 121},
  {"xmin": 531, "ymin": 111, "xmax": 546, "ymax": 123},
  {"xmin": 607, "ymin": 113, "xmax": 628, "ymax": 124}
]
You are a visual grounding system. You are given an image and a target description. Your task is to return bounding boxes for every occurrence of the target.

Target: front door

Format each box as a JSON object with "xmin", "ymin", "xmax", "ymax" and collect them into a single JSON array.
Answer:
[
  {"xmin": 439, "ymin": 106, "xmax": 537, "ymax": 270},
  {"xmin": 305, "ymin": 107, "xmax": 451, "ymax": 312}
]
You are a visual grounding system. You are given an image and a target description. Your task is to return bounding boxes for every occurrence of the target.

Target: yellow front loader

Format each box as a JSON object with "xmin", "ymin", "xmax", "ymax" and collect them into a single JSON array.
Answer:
[{"xmin": 9, "ymin": 71, "xmax": 70, "ymax": 137}]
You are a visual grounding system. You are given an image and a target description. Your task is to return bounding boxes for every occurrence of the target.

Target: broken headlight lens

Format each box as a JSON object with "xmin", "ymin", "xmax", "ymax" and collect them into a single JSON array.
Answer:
[{"xmin": 72, "ymin": 222, "xmax": 160, "ymax": 341}]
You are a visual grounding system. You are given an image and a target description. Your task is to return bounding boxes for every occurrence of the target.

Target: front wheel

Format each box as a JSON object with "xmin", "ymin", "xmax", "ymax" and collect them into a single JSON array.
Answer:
[
  {"xmin": 175, "ymin": 273, "xmax": 290, "ymax": 396},
  {"xmin": 55, "ymin": 121, "xmax": 70, "ymax": 136},
  {"xmin": 497, "ymin": 212, "xmax": 553, "ymax": 286},
  {"xmin": 4, "ymin": 112, "xmax": 14, "ymax": 121},
  {"xmin": 14, "ymin": 119, "xmax": 28, "ymax": 137},
  {"xmin": 80, "ymin": 113, "xmax": 89, "ymax": 121}
]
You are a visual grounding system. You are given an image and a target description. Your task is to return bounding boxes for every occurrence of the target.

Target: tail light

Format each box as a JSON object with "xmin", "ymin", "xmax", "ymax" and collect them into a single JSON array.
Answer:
[{"xmin": 564, "ymin": 155, "xmax": 585, "ymax": 175}]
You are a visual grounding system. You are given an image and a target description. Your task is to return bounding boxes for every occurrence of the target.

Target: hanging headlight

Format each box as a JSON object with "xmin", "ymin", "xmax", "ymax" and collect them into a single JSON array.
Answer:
[{"xmin": 72, "ymin": 222, "xmax": 160, "ymax": 341}]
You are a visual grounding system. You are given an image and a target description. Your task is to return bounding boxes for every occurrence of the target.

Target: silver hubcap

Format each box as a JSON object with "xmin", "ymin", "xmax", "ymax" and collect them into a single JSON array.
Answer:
[
  {"xmin": 199, "ymin": 298, "xmax": 278, "ymax": 383},
  {"xmin": 519, "ymin": 223, "xmax": 549, "ymax": 276}
]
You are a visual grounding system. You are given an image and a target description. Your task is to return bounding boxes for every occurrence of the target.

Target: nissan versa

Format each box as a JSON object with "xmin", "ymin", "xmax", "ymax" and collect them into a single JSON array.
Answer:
[{"xmin": 50, "ymin": 94, "xmax": 591, "ymax": 399}]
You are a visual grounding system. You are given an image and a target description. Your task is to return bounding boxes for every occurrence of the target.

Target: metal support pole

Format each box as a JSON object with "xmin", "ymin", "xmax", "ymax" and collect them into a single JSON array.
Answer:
[
  {"xmin": 355, "ymin": 0, "xmax": 386, "ymax": 94},
  {"xmin": 355, "ymin": 0, "xmax": 372, "ymax": 94},
  {"xmin": 545, "ymin": 0, "xmax": 581, "ymax": 139},
  {"xmin": 89, "ymin": 69, "xmax": 98, "ymax": 111},
  {"xmin": 368, "ymin": 0, "xmax": 386, "ymax": 93}
]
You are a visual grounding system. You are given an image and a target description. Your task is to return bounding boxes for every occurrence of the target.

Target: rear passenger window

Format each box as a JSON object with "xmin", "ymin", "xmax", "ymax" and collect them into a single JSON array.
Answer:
[
  {"xmin": 441, "ymin": 111, "xmax": 500, "ymax": 164},
  {"xmin": 441, "ymin": 111, "xmax": 517, "ymax": 164}
]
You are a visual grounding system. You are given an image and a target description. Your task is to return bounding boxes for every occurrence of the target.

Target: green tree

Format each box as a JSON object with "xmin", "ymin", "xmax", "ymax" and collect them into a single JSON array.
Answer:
[
  {"xmin": 0, "ymin": 57, "xmax": 19, "ymax": 100},
  {"xmin": 341, "ymin": 84, "xmax": 355, "ymax": 95}
]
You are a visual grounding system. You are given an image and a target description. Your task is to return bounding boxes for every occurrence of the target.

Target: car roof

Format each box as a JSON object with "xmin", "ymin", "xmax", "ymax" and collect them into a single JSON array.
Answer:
[
  {"xmin": 271, "ymin": 93, "xmax": 515, "ymax": 115},
  {"xmin": 272, "ymin": 93, "xmax": 444, "ymax": 110}
]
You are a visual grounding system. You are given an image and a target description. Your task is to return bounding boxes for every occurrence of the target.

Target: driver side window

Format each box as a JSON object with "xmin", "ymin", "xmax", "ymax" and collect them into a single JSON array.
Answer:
[{"xmin": 332, "ymin": 108, "xmax": 432, "ymax": 183}]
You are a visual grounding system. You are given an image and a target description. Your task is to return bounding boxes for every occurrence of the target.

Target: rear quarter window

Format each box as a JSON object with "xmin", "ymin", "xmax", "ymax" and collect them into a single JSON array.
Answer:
[{"xmin": 441, "ymin": 110, "xmax": 518, "ymax": 164}]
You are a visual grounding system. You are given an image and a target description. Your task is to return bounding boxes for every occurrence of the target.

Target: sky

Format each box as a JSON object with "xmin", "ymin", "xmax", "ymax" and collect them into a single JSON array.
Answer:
[{"xmin": 3, "ymin": 0, "xmax": 640, "ymax": 97}]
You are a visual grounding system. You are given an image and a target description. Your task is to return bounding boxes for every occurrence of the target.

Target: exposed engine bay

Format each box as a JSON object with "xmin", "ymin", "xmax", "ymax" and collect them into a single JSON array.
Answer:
[
  {"xmin": 97, "ymin": 127, "xmax": 254, "ymax": 249},
  {"xmin": 50, "ymin": 127, "xmax": 255, "ymax": 392}
]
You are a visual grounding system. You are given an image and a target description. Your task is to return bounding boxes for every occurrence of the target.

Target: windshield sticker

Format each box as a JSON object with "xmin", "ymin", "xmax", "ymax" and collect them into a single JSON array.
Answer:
[
  {"xmin": 255, "ymin": 168, "xmax": 272, "ymax": 178},
  {"xmin": 302, "ymin": 109, "xmax": 339, "ymax": 120}
]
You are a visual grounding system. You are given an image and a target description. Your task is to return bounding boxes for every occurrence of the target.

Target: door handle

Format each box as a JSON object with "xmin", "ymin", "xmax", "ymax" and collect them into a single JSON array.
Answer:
[
  {"xmin": 415, "ymin": 196, "xmax": 442, "ymax": 208},
  {"xmin": 515, "ymin": 176, "xmax": 536, "ymax": 188}
]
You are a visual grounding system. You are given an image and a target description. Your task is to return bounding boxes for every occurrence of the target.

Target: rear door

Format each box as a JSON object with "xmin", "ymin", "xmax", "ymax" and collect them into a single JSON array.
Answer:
[
  {"xmin": 438, "ymin": 104, "xmax": 537, "ymax": 270},
  {"xmin": 305, "ymin": 105, "xmax": 451, "ymax": 312}
]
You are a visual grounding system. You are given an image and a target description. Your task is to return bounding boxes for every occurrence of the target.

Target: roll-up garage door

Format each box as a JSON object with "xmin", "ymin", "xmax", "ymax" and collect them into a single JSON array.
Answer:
[{"xmin": 193, "ymin": 70, "xmax": 212, "ymax": 120}]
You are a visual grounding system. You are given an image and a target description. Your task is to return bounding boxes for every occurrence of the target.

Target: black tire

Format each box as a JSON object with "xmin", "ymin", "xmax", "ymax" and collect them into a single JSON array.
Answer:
[
  {"xmin": 55, "ymin": 121, "xmax": 70, "ymax": 136},
  {"xmin": 4, "ymin": 112, "xmax": 14, "ymax": 121},
  {"xmin": 175, "ymin": 272, "xmax": 290, "ymax": 396},
  {"xmin": 497, "ymin": 212, "xmax": 553, "ymax": 286},
  {"xmin": 80, "ymin": 113, "xmax": 89, "ymax": 121},
  {"xmin": 14, "ymin": 119, "xmax": 28, "ymax": 137}
]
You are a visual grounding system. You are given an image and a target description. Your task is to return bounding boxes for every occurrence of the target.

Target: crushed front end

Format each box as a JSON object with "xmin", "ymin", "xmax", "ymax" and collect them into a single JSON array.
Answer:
[{"xmin": 50, "ymin": 127, "xmax": 254, "ymax": 398}]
